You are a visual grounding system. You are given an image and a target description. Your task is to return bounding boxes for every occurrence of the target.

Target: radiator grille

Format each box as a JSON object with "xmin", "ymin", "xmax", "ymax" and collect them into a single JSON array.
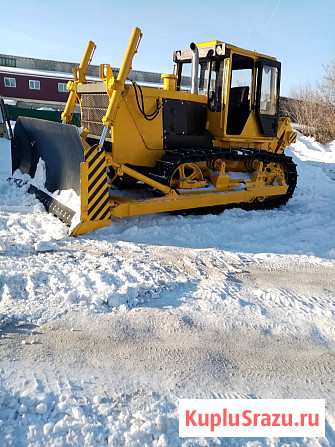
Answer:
[{"xmin": 81, "ymin": 93, "xmax": 111, "ymax": 140}]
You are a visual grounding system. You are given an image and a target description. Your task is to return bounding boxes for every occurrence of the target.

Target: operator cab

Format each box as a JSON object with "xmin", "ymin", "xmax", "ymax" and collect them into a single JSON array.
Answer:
[{"xmin": 173, "ymin": 41, "xmax": 281, "ymax": 138}]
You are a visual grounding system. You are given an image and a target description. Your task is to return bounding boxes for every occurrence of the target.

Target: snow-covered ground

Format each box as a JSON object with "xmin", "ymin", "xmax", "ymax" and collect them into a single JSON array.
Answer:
[{"xmin": 0, "ymin": 133, "xmax": 334, "ymax": 446}]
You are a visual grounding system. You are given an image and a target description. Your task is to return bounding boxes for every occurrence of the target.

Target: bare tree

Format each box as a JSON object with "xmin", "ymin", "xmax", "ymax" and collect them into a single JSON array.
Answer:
[
  {"xmin": 322, "ymin": 60, "xmax": 335, "ymax": 105},
  {"xmin": 319, "ymin": 61, "xmax": 335, "ymax": 141},
  {"xmin": 282, "ymin": 61, "xmax": 335, "ymax": 143}
]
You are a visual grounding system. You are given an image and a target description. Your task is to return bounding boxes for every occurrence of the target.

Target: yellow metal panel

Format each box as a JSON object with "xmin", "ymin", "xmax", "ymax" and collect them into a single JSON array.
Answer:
[
  {"xmin": 124, "ymin": 88, "xmax": 164, "ymax": 150},
  {"xmin": 112, "ymin": 85, "xmax": 207, "ymax": 167},
  {"xmin": 225, "ymin": 43, "xmax": 276, "ymax": 61},
  {"xmin": 80, "ymin": 162, "xmax": 89, "ymax": 221},
  {"xmin": 220, "ymin": 56, "xmax": 231, "ymax": 135},
  {"xmin": 112, "ymin": 96, "xmax": 162, "ymax": 166},
  {"xmin": 70, "ymin": 220, "xmax": 111, "ymax": 236},
  {"xmin": 238, "ymin": 112, "xmax": 265, "ymax": 139},
  {"xmin": 196, "ymin": 40, "xmax": 222, "ymax": 47},
  {"xmin": 159, "ymin": 88, "xmax": 207, "ymax": 103},
  {"xmin": 110, "ymin": 185, "xmax": 288, "ymax": 219},
  {"xmin": 206, "ymin": 110, "xmax": 223, "ymax": 138}
]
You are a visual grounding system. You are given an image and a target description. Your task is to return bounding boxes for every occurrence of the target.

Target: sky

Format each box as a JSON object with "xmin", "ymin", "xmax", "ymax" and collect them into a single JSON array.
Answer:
[{"xmin": 1, "ymin": 0, "xmax": 334, "ymax": 96}]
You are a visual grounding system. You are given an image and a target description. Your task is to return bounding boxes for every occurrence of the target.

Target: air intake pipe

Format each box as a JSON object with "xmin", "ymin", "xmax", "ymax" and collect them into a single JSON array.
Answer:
[{"xmin": 190, "ymin": 42, "xmax": 199, "ymax": 95}]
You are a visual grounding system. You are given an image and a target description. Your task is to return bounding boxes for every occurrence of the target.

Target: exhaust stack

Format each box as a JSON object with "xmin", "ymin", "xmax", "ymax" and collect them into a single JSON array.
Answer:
[{"xmin": 190, "ymin": 42, "xmax": 199, "ymax": 95}]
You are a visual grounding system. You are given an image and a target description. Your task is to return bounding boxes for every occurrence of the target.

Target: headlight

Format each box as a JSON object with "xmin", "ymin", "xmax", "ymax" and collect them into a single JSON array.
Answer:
[{"xmin": 216, "ymin": 45, "xmax": 223, "ymax": 56}]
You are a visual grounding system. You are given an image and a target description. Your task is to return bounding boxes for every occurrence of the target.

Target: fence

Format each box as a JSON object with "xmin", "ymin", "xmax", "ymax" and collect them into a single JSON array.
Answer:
[{"xmin": 4, "ymin": 105, "xmax": 81, "ymax": 127}]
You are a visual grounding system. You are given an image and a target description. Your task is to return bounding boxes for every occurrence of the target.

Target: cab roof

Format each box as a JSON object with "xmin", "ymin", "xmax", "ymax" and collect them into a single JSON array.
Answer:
[{"xmin": 173, "ymin": 41, "xmax": 276, "ymax": 63}]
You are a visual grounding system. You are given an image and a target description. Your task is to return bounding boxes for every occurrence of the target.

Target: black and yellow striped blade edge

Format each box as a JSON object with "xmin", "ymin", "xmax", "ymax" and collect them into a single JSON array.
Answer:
[
  {"xmin": 85, "ymin": 145, "xmax": 111, "ymax": 221},
  {"xmin": 70, "ymin": 144, "xmax": 111, "ymax": 236}
]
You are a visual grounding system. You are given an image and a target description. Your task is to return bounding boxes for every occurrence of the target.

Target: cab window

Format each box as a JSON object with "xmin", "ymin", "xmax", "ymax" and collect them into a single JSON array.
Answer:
[
  {"xmin": 260, "ymin": 65, "xmax": 278, "ymax": 115},
  {"xmin": 208, "ymin": 60, "xmax": 224, "ymax": 111},
  {"xmin": 178, "ymin": 59, "xmax": 224, "ymax": 110}
]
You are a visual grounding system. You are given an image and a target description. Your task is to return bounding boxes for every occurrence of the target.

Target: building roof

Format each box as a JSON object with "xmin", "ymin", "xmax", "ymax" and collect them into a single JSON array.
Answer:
[{"xmin": 0, "ymin": 66, "xmax": 100, "ymax": 82}]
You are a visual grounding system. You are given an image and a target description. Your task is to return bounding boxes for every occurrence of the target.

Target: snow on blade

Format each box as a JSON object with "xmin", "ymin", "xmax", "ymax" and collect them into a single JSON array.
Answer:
[{"xmin": 11, "ymin": 153, "xmax": 81, "ymax": 233}]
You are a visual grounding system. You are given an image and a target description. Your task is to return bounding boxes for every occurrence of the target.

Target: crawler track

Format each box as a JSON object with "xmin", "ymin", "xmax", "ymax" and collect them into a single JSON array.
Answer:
[{"xmin": 148, "ymin": 148, "xmax": 297, "ymax": 209}]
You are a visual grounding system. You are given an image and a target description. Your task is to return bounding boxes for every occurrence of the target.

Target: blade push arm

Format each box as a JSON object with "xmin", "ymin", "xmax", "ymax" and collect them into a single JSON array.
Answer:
[
  {"xmin": 99, "ymin": 27, "xmax": 142, "ymax": 146},
  {"xmin": 61, "ymin": 40, "xmax": 96, "ymax": 123}
]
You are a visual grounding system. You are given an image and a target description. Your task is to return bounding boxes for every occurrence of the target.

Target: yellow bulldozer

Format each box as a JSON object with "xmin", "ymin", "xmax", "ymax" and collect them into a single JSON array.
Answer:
[{"xmin": 11, "ymin": 27, "xmax": 297, "ymax": 236}]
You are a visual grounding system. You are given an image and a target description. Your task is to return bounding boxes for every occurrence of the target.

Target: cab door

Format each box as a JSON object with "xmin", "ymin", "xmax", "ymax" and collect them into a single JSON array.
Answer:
[{"xmin": 255, "ymin": 58, "xmax": 281, "ymax": 137}]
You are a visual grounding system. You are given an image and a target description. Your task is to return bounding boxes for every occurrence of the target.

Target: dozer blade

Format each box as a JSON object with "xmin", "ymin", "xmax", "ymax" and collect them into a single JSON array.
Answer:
[
  {"xmin": 11, "ymin": 117, "xmax": 112, "ymax": 234},
  {"xmin": 12, "ymin": 117, "xmax": 84, "ymax": 194}
]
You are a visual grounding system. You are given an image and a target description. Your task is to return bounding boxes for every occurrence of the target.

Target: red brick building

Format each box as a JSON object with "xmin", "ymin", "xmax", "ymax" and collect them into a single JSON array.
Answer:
[
  {"xmin": 0, "ymin": 53, "xmax": 162, "ymax": 110},
  {"xmin": 0, "ymin": 66, "xmax": 100, "ymax": 109}
]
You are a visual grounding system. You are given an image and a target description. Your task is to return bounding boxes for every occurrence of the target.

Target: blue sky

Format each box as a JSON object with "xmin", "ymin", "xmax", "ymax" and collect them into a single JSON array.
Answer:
[{"xmin": 1, "ymin": 0, "xmax": 334, "ymax": 96}]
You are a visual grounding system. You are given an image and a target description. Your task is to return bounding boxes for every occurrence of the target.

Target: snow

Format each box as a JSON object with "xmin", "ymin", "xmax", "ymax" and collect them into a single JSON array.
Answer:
[
  {"xmin": 30, "ymin": 159, "xmax": 46, "ymax": 189},
  {"xmin": 3, "ymin": 99, "xmax": 17, "ymax": 106},
  {"xmin": 0, "ymin": 132, "xmax": 335, "ymax": 446},
  {"xmin": 11, "ymin": 155, "xmax": 81, "ymax": 233},
  {"xmin": 290, "ymin": 132, "xmax": 335, "ymax": 164},
  {"xmin": 37, "ymin": 107, "xmax": 56, "ymax": 111},
  {"xmin": 34, "ymin": 241, "xmax": 59, "ymax": 252},
  {"xmin": 225, "ymin": 171, "xmax": 252, "ymax": 181}
]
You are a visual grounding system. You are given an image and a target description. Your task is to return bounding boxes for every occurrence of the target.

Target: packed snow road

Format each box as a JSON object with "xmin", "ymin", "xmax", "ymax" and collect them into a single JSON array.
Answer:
[{"xmin": 0, "ymin": 134, "xmax": 335, "ymax": 446}]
